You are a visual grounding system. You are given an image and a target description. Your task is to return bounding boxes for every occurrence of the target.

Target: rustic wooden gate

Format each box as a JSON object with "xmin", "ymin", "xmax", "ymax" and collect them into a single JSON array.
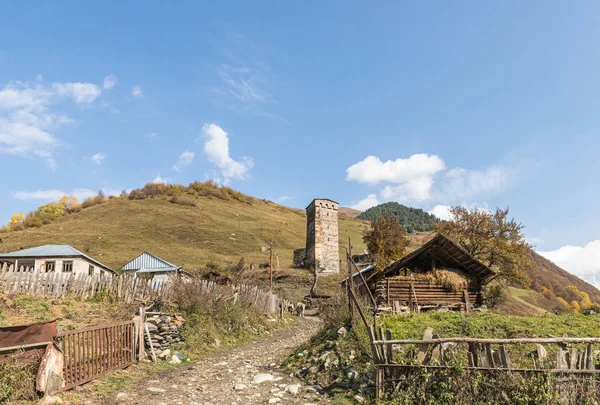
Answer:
[{"xmin": 57, "ymin": 320, "xmax": 135, "ymax": 390}]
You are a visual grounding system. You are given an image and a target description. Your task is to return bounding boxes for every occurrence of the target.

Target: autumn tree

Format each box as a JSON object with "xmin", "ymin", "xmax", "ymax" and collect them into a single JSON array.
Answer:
[
  {"xmin": 363, "ymin": 214, "xmax": 409, "ymax": 268},
  {"xmin": 59, "ymin": 195, "xmax": 82, "ymax": 213},
  {"xmin": 7, "ymin": 213, "xmax": 25, "ymax": 231},
  {"xmin": 570, "ymin": 300, "xmax": 581, "ymax": 313},
  {"xmin": 434, "ymin": 206, "xmax": 531, "ymax": 284}
]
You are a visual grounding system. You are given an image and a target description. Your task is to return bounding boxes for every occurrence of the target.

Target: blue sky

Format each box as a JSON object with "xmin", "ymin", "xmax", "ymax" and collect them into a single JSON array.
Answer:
[{"xmin": 1, "ymin": 2, "xmax": 600, "ymax": 284}]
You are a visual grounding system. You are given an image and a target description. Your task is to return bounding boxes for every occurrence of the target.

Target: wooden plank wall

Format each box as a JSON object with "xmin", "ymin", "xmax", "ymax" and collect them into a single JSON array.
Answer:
[{"xmin": 374, "ymin": 277, "xmax": 480, "ymax": 305}]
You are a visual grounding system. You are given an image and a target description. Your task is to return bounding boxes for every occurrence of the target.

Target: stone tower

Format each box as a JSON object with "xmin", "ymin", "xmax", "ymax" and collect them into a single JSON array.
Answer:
[{"xmin": 305, "ymin": 198, "xmax": 340, "ymax": 273}]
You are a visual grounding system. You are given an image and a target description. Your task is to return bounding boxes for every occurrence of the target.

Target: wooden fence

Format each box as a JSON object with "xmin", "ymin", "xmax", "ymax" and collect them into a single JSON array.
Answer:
[
  {"xmin": 0, "ymin": 263, "xmax": 167, "ymax": 303},
  {"xmin": 0, "ymin": 263, "xmax": 286, "ymax": 315},
  {"xmin": 342, "ymin": 239, "xmax": 600, "ymax": 400},
  {"xmin": 372, "ymin": 330, "xmax": 600, "ymax": 399},
  {"xmin": 57, "ymin": 320, "xmax": 136, "ymax": 391}
]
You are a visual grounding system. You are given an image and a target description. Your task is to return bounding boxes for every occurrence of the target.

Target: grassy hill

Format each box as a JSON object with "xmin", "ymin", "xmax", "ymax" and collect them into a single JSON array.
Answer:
[
  {"xmin": 0, "ymin": 196, "xmax": 369, "ymax": 271},
  {"xmin": 2, "ymin": 187, "xmax": 599, "ymax": 310}
]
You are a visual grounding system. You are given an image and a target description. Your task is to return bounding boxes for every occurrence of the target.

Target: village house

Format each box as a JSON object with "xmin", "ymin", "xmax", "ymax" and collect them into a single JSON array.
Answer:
[
  {"xmin": 343, "ymin": 234, "xmax": 494, "ymax": 312},
  {"xmin": 121, "ymin": 252, "xmax": 191, "ymax": 283},
  {"xmin": 0, "ymin": 245, "xmax": 115, "ymax": 277}
]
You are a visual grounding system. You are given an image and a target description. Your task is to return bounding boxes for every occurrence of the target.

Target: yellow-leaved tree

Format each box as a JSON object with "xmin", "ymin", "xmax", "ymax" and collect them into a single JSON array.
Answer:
[
  {"xmin": 7, "ymin": 213, "xmax": 25, "ymax": 231},
  {"xmin": 363, "ymin": 214, "xmax": 409, "ymax": 268},
  {"xmin": 59, "ymin": 195, "xmax": 82, "ymax": 213}
]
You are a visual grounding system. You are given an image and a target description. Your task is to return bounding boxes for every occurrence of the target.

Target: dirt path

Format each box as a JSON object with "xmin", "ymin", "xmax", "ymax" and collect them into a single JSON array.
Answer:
[{"xmin": 112, "ymin": 316, "xmax": 329, "ymax": 405}]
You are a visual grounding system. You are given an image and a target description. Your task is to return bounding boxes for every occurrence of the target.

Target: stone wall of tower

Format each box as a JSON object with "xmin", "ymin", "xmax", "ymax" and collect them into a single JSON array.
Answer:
[{"xmin": 305, "ymin": 199, "xmax": 340, "ymax": 273}]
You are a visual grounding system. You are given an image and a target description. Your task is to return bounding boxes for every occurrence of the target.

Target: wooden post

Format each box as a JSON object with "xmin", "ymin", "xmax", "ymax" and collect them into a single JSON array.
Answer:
[
  {"xmin": 137, "ymin": 307, "xmax": 146, "ymax": 361},
  {"xmin": 144, "ymin": 321, "xmax": 157, "ymax": 362},
  {"xmin": 417, "ymin": 327, "xmax": 433, "ymax": 363},
  {"xmin": 386, "ymin": 279, "xmax": 390, "ymax": 306},
  {"xmin": 463, "ymin": 290, "xmax": 470, "ymax": 313},
  {"xmin": 385, "ymin": 329, "xmax": 393, "ymax": 363},
  {"xmin": 346, "ymin": 247, "xmax": 353, "ymax": 317},
  {"xmin": 269, "ymin": 240, "xmax": 273, "ymax": 292},
  {"xmin": 375, "ymin": 365, "xmax": 383, "ymax": 400}
]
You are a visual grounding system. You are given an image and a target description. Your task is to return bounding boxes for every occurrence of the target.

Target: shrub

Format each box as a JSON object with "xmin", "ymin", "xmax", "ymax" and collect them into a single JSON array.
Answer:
[
  {"xmin": 23, "ymin": 212, "xmax": 43, "ymax": 228},
  {"xmin": 169, "ymin": 195, "xmax": 197, "ymax": 207},
  {"xmin": 141, "ymin": 182, "xmax": 168, "ymax": 197},
  {"xmin": 128, "ymin": 189, "xmax": 145, "ymax": 200},
  {"xmin": 82, "ymin": 195, "xmax": 106, "ymax": 208},
  {"xmin": 485, "ymin": 284, "xmax": 506, "ymax": 308},
  {"xmin": 554, "ymin": 297, "xmax": 570, "ymax": 313},
  {"xmin": 170, "ymin": 279, "xmax": 269, "ymax": 355}
]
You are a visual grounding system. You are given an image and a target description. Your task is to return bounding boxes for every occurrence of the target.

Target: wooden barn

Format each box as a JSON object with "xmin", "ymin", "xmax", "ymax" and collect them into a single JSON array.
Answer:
[{"xmin": 349, "ymin": 234, "xmax": 494, "ymax": 312}]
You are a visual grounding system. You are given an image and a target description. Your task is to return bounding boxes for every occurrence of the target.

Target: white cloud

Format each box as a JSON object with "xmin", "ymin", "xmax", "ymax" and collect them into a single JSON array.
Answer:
[
  {"xmin": 216, "ymin": 65, "xmax": 270, "ymax": 103},
  {"xmin": 350, "ymin": 194, "xmax": 380, "ymax": 211},
  {"xmin": 132, "ymin": 86, "xmax": 143, "ymax": 99},
  {"xmin": 436, "ymin": 166, "xmax": 512, "ymax": 202},
  {"xmin": 429, "ymin": 205, "xmax": 453, "ymax": 221},
  {"xmin": 539, "ymin": 241, "xmax": 600, "ymax": 289},
  {"xmin": 51, "ymin": 82, "xmax": 101, "ymax": 104},
  {"xmin": 274, "ymin": 195, "xmax": 293, "ymax": 204},
  {"xmin": 172, "ymin": 151, "xmax": 194, "ymax": 172},
  {"xmin": 347, "ymin": 152, "xmax": 515, "ymax": 212},
  {"xmin": 179, "ymin": 151, "xmax": 194, "ymax": 165},
  {"xmin": 145, "ymin": 132, "xmax": 158, "ymax": 140},
  {"xmin": 89, "ymin": 152, "xmax": 106, "ymax": 164},
  {"xmin": 151, "ymin": 175, "xmax": 168, "ymax": 185},
  {"xmin": 0, "ymin": 80, "xmax": 104, "ymax": 167},
  {"xmin": 12, "ymin": 188, "xmax": 99, "ymax": 202},
  {"xmin": 201, "ymin": 123, "xmax": 253, "ymax": 183},
  {"xmin": 347, "ymin": 154, "xmax": 445, "ymax": 203},
  {"xmin": 347, "ymin": 154, "xmax": 445, "ymax": 185},
  {"xmin": 103, "ymin": 75, "xmax": 117, "ymax": 90}
]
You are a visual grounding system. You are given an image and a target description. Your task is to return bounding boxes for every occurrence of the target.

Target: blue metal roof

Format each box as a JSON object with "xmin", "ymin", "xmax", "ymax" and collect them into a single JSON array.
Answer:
[
  {"xmin": 0, "ymin": 244, "xmax": 114, "ymax": 273},
  {"xmin": 121, "ymin": 252, "xmax": 178, "ymax": 272}
]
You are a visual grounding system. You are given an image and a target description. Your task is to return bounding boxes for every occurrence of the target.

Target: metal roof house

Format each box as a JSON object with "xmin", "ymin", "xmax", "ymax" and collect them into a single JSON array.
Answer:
[
  {"xmin": 0, "ymin": 245, "xmax": 115, "ymax": 277},
  {"xmin": 121, "ymin": 252, "xmax": 192, "ymax": 282}
]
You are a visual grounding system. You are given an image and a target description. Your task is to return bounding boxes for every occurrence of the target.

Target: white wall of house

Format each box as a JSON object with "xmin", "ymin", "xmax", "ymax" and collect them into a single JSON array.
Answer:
[{"xmin": 30, "ymin": 257, "xmax": 112, "ymax": 277}]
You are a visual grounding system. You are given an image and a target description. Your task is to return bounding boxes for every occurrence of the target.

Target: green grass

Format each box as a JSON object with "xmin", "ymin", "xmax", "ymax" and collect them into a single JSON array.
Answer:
[
  {"xmin": 507, "ymin": 287, "xmax": 548, "ymax": 314},
  {"xmin": 380, "ymin": 312, "xmax": 600, "ymax": 339}
]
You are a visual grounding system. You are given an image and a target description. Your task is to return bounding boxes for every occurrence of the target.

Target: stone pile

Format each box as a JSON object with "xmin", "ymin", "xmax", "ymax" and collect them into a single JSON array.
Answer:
[{"xmin": 144, "ymin": 314, "xmax": 185, "ymax": 352}]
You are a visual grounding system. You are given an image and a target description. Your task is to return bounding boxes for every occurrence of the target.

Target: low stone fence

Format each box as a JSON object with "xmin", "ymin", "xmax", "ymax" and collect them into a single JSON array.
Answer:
[{"xmin": 144, "ymin": 313, "xmax": 185, "ymax": 356}]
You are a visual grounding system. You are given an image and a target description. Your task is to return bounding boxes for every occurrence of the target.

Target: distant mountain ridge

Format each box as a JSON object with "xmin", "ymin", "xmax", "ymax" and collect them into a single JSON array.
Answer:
[{"xmin": 357, "ymin": 202, "xmax": 440, "ymax": 232}]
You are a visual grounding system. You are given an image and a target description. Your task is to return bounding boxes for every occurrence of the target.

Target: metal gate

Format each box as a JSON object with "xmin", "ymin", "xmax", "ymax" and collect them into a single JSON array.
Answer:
[{"xmin": 57, "ymin": 320, "xmax": 135, "ymax": 390}]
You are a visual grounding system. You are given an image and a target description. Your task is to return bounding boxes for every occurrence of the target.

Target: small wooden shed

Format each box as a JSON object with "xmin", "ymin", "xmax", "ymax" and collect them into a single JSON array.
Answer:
[{"xmin": 365, "ymin": 234, "xmax": 494, "ymax": 312}]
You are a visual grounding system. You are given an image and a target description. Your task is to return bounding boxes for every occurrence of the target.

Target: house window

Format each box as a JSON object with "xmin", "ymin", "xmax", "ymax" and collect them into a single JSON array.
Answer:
[
  {"xmin": 45, "ymin": 261, "xmax": 56, "ymax": 272},
  {"xmin": 88, "ymin": 265, "xmax": 94, "ymax": 276},
  {"xmin": 62, "ymin": 261, "xmax": 73, "ymax": 272}
]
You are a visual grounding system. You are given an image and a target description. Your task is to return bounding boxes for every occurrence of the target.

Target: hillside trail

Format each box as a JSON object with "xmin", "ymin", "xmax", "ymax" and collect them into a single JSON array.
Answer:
[{"xmin": 110, "ymin": 316, "xmax": 330, "ymax": 405}]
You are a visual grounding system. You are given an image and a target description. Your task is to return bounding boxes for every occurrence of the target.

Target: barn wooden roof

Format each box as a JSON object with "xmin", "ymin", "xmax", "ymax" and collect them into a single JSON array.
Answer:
[{"xmin": 368, "ymin": 233, "xmax": 494, "ymax": 285}]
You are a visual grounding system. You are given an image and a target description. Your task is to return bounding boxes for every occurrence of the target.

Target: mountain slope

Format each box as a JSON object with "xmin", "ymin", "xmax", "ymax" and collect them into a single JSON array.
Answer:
[
  {"xmin": 2, "ymin": 192, "xmax": 598, "ymax": 311},
  {"xmin": 0, "ymin": 196, "xmax": 369, "ymax": 271},
  {"xmin": 357, "ymin": 202, "xmax": 439, "ymax": 232},
  {"xmin": 528, "ymin": 250, "xmax": 600, "ymax": 302}
]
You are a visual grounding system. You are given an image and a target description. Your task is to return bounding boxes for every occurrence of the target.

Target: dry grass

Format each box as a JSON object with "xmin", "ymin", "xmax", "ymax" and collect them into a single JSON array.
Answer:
[
  {"xmin": 0, "ymin": 354, "xmax": 41, "ymax": 404},
  {"xmin": 0, "ymin": 293, "xmax": 135, "ymax": 329},
  {"xmin": 431, "ymin": 268, "xmax": 470, "ymax": 291},
  {"xmin": 0, "ymin": 197, "xmax": 368, "ymax": 274}
]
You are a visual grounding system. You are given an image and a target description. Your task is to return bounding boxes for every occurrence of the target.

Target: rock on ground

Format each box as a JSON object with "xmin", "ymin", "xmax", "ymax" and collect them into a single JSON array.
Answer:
[{"xmin": 103, "ymin": 317, "xmax": 329, "ymax": 404}]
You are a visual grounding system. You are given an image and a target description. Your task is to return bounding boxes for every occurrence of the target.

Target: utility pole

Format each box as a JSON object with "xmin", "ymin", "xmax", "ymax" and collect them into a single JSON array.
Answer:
[{"xmin": 269, "ymin": 239, "xmax": 273, "ymax": 292}]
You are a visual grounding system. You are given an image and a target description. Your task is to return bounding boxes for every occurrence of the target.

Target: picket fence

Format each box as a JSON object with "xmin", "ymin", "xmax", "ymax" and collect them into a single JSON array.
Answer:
[
  {"xmin": 0, "ymin": 263, "xmax": 167, "ymax": 303},
  {"xmin": 0, "ymin": 263, "xmax": 287, "ymax": 314},
  {"xmin": 189, "ymin": 278, "xmax": 285, "ymax": 314}
]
